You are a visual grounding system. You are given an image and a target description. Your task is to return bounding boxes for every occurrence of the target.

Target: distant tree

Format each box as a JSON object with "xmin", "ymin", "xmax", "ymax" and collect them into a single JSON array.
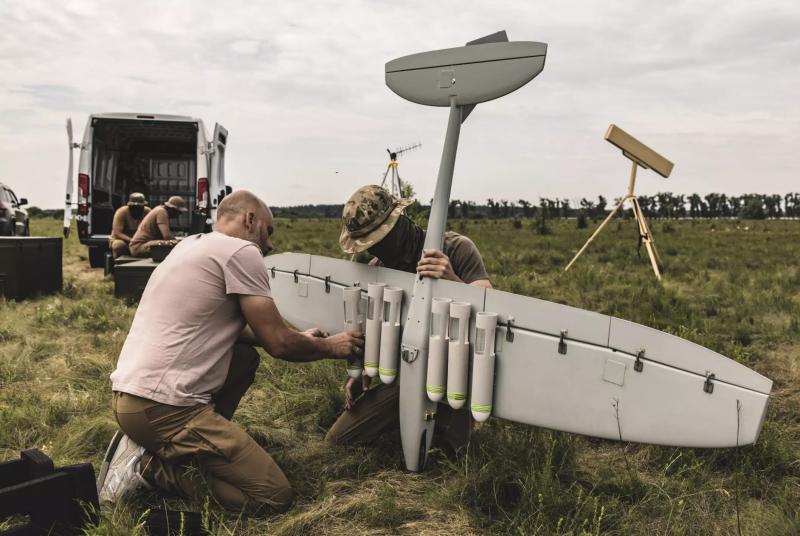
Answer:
[
  {"xmin": 561, "ymin": 198, "xmax": 571, "ymax": 218},
  {"xmin": 486, "ymin": 198, "xmax": 499, "ymax": 219},
  {"xmin": 536, "ymin": 198, "xmax": 551, "ymax": 234},
  {"xmin": 596, "ymin": 195, "xmax": 607, "ymax": 218},
  {"xmin": 399, "ymin": 178, "xmax": 416, "ymax": 200},
  {"xmin": 688, "ymin": 194, "xmax": 702, "ymax": 218},
  {"xmin": 740, "ymin": 195, "xmax": 766, "ymax": 219},
  {"xmin": 448, "ymin": 199, "xmax": 460, "ymax": 218},
  {"xmin": 675, "ymin": 194, "xmax": 687, "ymax": 218},
  {"xmin": 518, "ymin": 199, "xmax": 533, "ymax": 218},
  {"xmin": 766, "ymin": 194, "xmax": 783, "ymax": 218},
  {"xmin": 637, "ymin": 195, "xmax": 654, "ymax": 218},
  {"xmin": 26, "ymin": 206, "xmax": 44, "ymax": 218},
  {"xmin": 704, "ymin": 193, "xmax": 720, "ymax": 218},
  {"xmin": 500, "ymin": 199, "xmax": 510, "ymax": 218}
]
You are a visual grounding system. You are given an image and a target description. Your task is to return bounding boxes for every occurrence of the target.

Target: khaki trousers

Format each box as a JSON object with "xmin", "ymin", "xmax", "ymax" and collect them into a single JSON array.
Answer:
[
  {"xmin": 130, "ymin": 239, "xmax": 176, "ymax": 258},
  {"xmin": 325, "ymin": 382, "xmax": 472, "ymax": 454},
  {"xmin": 112, "ymin": 344, "xmax": 292, "ymax": 514}
]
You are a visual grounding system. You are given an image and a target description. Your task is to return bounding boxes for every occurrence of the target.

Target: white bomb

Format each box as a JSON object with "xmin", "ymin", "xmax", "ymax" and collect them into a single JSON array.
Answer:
[
  {"xmin": 426, "ymin": 297, "xmax": 452, "ymax": 401},
  {"xmin": 342, "ymin": 287, "xmax": 365, "ymax": 379},
  {"xmin": 446, "ymin": 301, "xmax": 471, "ymax": 409},
  {"xmin": 378, "ymin": 286, "xmax": 404, "ymax": 384},
  {"xmin": 470, "ymin": 312, "xmax": 498, "ymax": 422},
  {"xmin": 364, "ymin": 282, "xmax": 386, "ymax": 378}
]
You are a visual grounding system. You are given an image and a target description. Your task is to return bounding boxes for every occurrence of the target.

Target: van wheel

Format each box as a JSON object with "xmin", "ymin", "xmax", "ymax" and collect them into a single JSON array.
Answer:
[
  {"xmin": 23, "ymin": 222, "xmax": 30, "ymax": 236},
  {"xmin": 89, "ymin": 246, "xmax": 107, "ymax": 268}
]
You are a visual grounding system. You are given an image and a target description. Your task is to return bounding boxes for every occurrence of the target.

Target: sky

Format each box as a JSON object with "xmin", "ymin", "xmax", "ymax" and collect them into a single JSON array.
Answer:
[{"xmin": 1, "ymin": 0, "xmax": 798, "ymax": 209}]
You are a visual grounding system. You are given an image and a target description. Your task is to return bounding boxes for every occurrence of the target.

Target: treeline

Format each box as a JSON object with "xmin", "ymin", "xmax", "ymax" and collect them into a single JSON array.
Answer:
[
  {"xmin": 27, "ymin": 192, "xmax": 800, "ymax": 220},
  {"xmin": 449, "ymin": 192, "xmax": 800, "ymax": 220}
]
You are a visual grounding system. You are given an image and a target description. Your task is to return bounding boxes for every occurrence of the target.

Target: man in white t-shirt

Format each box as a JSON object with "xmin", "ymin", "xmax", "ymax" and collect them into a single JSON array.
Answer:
[{"xmin": 97, "ymin": 190, "xmax": 364, "ymax": 514}]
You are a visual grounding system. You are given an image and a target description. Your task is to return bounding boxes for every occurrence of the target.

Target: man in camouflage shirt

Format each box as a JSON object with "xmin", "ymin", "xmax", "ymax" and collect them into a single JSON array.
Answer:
[{"xmin": 326, "ymin": 185, "xmax": 492, "ymax": 452}]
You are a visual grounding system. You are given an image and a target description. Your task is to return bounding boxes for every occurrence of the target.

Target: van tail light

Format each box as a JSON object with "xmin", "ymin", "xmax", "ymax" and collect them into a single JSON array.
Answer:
[
  {"xmin": 77, "ymin": 173, "xmax": 89, "ymax": 215},
  {"xmin": 197, "ymin": 177, "xmax": 209, "ymax": 210}
]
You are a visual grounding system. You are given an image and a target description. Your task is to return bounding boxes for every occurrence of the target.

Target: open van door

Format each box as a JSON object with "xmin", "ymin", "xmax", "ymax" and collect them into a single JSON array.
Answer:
[
  {"xmin": 63, "ymin": 118, "xmax": 75, "ymax": 237},
  {"xmin": 208, "ymin": 123, "xmax": 228, "ymax": 219}
]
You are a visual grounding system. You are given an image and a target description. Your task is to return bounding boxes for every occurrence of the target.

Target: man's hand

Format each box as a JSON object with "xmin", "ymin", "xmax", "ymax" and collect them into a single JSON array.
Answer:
[
  {"xmin": 303, "ymin": 327, "xmax": 329, "ymax": 338},
  {"xmin": 240, "ymin": 294, "xmax": 364, "ymax": 363},
  {"xmin": 417, "ymin": 249, "xmax": 461, "ymax": 282},
  {"xmin": 344, "ymin": 374, "xmax": 372, "ymax": 410},
  {"xmin": 324, "ymin": 331, "xmax": 365, "ymax": 361}
]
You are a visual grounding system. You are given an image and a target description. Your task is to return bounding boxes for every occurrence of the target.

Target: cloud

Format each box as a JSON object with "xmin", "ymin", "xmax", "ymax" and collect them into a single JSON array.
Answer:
[{"xmin": 0, "ymin": 0, "xmax": 797, "ymax": 209}]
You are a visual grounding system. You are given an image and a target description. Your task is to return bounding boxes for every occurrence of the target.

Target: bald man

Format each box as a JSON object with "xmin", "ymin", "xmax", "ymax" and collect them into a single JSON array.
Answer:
[{"xmin": 97, "ymin": 190, "xmax": 364, "ymax": 514}]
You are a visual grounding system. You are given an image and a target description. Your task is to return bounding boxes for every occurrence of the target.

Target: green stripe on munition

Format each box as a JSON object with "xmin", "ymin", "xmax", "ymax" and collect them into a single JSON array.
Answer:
[
  {"xmin": 426, "ymin": 385, "xmax": 444, "ymax": 393},
  {"xmin": 471, "ymin": 403, "xmax": 491, "ymax": 413},
  {"xmin": 378, "ymin": 368, "xmax": 396, "ymax": 376},
  {"xmin": 364, "ymin": 361, "xmax": 378, "ymax": 368},
  {"xmin": 447, "ymin": 392, "xmax": 466, "ymax": 401}
]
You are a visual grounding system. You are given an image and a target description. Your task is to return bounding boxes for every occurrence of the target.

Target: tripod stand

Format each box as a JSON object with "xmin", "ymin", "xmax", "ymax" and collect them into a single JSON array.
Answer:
[
  {"xmin": 380, "ymin": 143, "xmax": 421, "ymax": 196},
  {"xmin": 381, "ymin": 150, "xmax": 403, "ymax": 197},
  {"xmin": 564, "ymin": 159, "xmax": 664, "ymax": 280}
]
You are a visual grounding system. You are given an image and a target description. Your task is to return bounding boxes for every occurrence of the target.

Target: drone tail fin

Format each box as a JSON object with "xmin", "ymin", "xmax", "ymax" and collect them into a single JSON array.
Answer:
[{"xmin": 461, "ymin": 31, "xmax": 510, "ymax": 123}]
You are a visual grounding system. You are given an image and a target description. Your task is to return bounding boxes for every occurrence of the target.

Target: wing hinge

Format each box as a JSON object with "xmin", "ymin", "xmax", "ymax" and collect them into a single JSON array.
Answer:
[
  {"xmin": 704, "ymin": 373, "xmax": 715, "ymax": 394},
  {"xmin": 558, "ymin": 330, "xmax": 568, "ymax": 355},
  {"xmin": 634, "ymin": 349, "xmax": 645, "ymax": 372}
]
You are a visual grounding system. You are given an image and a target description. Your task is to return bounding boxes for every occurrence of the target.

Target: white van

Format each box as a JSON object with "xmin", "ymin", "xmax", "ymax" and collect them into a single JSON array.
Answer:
[{"xmin": 63, "ymin": 113, "xmax": 228, "ymax": 266}]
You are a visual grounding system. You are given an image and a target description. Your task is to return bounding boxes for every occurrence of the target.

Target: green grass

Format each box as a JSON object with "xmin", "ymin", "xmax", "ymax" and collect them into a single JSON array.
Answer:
[{"xmin": 1, "ymin": 217, "xmax": 799, "ymax": 535}]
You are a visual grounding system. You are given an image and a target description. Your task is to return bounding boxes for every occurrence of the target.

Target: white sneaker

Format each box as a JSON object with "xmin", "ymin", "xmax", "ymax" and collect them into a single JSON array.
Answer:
[{"xmin": 97, "ymin": 431, "xmax": 150, "ymax": 503}]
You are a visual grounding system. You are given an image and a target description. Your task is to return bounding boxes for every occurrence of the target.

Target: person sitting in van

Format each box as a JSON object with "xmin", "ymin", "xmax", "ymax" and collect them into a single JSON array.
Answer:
[
  {"xmin": 129, "ymin": 196, "xmax": 187, "ymax": 257},
  {"xmin": 109, "ymin": 193, "xmax": 151, "ymax": 259}
]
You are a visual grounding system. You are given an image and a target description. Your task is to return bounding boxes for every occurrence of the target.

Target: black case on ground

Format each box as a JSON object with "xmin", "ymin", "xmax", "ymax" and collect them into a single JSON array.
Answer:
[
  {"xmin": 114, "ymin": 259, "xmax": 158, "ymax": 300},
  {"xmin": 0, "ymin": 237, "xmax": 63, "ymax": 300},
  {"xmin": 0, "ymin": 448, "xmax": 99, "ymax": 535}
]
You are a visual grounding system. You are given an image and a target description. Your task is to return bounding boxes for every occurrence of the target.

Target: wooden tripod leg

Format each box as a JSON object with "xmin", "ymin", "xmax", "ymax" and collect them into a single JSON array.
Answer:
[
  {"xmin": 380, "ymin": 164, "xmax": 392, "ymax": 189},
  {"xmin": 631, "ymin": 197, "xmax": 662, "ymax": 280},
  {"xmin": 633, "ymin": 197, "xmax": 664, "ymax": 269},
  {"xmin": 564, "ymin": 197, "xmax": 626, "ymax": 272}
]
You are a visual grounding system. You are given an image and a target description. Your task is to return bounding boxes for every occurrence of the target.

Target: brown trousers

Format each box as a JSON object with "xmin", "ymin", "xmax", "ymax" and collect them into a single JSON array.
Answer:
[
  {"xmin": 112, "ymin": 344, "xmax": 292, "ymax": 514},
  {"xmin": 325, "ymin": 381, "xmax": 472, "ymax": 453}
]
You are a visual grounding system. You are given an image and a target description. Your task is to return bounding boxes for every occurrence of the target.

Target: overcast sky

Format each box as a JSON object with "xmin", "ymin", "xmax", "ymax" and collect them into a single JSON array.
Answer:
[{"xmin": 1, "ymin": 0, "xmax": 798, "ymax": 209}]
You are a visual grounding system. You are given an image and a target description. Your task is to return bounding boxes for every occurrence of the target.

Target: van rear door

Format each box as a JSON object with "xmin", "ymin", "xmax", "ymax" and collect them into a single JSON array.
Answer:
[
  {"xmin": 63, "ymin": 118, "xmax": 75, "ymax": 237},
  {"xmin": 208, "ymin": 123, "xmax": 228, "ymax": 219}
]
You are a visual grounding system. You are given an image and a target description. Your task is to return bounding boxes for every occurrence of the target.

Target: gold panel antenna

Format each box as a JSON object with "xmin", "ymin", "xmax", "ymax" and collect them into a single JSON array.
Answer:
[{"xmin": 564, "ymin": 125, "xmax": 675, "ymax": 280}]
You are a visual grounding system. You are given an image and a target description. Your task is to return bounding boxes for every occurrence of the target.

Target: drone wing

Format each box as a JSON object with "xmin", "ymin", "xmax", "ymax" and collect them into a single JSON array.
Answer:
[
  {"xmin": 265, "ymin": 253, "xmax": 415, "ymax": 335},
  {"xmin": 265, "ymin": 253, "xmax": 771, "ymax": 448}
]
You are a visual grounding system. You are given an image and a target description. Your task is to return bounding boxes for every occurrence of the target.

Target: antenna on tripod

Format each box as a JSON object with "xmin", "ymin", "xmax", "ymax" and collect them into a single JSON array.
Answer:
[
  {"xmin": 564, "ymin": 124, "xmax": 674, "ymax": 280},
  {"xmin": 381, "ymin": 142, "xmax": 421, "ymax": 196}
]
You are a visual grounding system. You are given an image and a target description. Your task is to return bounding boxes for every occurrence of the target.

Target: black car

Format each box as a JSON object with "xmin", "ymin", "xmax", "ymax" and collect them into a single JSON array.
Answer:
[{"xmin": 0, "ymin": 183, "xmax": 30, "ymax": 236}]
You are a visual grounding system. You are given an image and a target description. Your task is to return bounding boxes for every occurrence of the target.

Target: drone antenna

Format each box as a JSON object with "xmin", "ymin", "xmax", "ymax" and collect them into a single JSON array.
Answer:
[{"xmin": 380, "ymin": 142, "xmax": 422, "ymax": 196}]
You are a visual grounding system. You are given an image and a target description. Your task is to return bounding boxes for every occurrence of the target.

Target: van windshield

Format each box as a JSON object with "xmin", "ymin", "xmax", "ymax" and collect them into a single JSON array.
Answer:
[{"xmin": 91, "ymin": 119, "xmax": 198, "ymax": 235}]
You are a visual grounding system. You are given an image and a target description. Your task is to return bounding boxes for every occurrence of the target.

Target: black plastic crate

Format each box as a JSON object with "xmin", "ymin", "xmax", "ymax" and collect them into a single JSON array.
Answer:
[
  {"xmin": 114, "ymin": 259, "xmax": 158, "ymax": 300},
  {"xmin": 0, "ymin": 237, "xmax": 63, "ymax": 301},
  {"xmin": 0, "ymin": 448, "xmax": 99, "ymax": 535}
]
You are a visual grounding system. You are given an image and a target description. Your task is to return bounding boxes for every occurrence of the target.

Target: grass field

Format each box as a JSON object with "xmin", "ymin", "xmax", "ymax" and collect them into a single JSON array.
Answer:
[{"xmin": 1, "ymin": 216, "xmax": 798, "ymax": 535}]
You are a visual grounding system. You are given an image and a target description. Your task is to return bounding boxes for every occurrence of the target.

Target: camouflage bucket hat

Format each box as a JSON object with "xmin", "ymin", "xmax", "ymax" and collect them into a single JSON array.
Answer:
[
  {"xmin": 127, "ymin": 192, "xmax": 147, "ymax": 206},
  {"xmin": 164, "ymin": 195, "xmax": 188, "ymax": 213},
  {"xmin": 339, "ymin": 185, "xmax": 414, "ymax": 254}
]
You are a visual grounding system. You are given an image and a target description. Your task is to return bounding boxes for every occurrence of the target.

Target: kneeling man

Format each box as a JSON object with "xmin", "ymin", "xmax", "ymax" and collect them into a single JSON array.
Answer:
[{"xmin": 97, "ymin": 190, "xmax": 364, "ymax": 514}]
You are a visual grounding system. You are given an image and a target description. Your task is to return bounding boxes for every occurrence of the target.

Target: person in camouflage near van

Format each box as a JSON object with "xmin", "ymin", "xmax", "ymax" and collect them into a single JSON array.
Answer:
[{"xmin": 327, "ymin": 185, "xmax": 492, "ymax": 453}]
